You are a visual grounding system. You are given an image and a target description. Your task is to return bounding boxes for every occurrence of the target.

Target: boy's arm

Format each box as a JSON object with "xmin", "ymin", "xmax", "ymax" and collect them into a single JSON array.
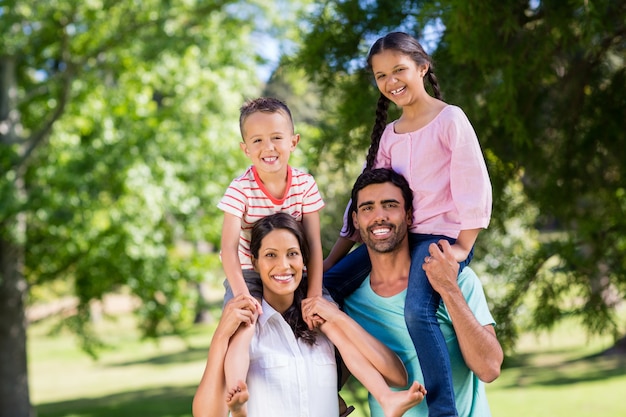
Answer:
[
  {"xmin": 221, "ymin": 213, "xmax": 250, "ymax": 297},
  {"xmin": 450, "ymin": 228, "xmax": 481, "ymax": 262},
  {"xmin": 302, "ymin": 211, "xmax": 324, "ymax": 298}
]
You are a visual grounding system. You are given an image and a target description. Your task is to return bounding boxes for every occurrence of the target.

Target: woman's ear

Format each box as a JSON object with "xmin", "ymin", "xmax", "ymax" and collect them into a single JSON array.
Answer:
[{"xmin": 251, "ymin": 257, "xmax": 259, "ymax": 272}]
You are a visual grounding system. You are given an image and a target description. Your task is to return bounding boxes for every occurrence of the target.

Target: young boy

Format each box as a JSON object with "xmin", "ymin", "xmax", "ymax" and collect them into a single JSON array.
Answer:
[{"xmin": 217, "ymin": 97, "xmax": 325, "ymax": 410}]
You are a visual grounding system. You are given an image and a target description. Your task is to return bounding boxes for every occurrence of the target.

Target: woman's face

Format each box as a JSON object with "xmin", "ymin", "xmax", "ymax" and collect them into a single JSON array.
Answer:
[{"xmin": 253, "ymin": 228, "xmax": 304, "ymax": 312}]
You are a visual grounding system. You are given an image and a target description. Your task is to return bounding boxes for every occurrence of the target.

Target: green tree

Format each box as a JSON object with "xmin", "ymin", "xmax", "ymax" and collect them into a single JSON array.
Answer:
[
  {"xmin": 296, "ymin": 0, "xmax": 626, "ymax": 350},
  {"xmin": 0, "ymin": 1, "xmax": 304, "ymax": 415}
]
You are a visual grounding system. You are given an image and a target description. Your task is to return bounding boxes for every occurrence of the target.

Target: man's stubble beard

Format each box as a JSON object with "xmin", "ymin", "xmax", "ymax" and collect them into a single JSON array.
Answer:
[{"xmin": 360, "ymin": 222, "xmax": 408, "ymax": 254}]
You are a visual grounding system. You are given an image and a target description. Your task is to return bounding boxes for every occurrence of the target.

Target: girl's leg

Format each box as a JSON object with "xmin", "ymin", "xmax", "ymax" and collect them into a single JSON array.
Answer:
[
  {"xmin": 405, "ymin": 234, "xmax": 458, "ymax": 417},
  {"xmin": 323, "ymin": 244, "xmax": 371, "ymax": 307},
  {"xmin": 328, "ymin": 327, "xmax": 425, "ymax": 417}
]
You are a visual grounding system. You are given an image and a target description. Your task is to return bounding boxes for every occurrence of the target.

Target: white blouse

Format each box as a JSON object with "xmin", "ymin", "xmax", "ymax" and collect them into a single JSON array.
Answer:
[{"xmin": 245, "ymin": 300, "xmax": 339, "ymax": 417}]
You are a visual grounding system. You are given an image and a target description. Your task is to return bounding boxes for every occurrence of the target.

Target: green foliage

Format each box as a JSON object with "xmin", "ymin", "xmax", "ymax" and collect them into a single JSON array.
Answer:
[
  {"xmin": 296, "ymin": 0, "xmax": 626, "ymax": 350},
  {"xmin": 0, "ymin": 0, "xmax": 302, "ymax": 354}
]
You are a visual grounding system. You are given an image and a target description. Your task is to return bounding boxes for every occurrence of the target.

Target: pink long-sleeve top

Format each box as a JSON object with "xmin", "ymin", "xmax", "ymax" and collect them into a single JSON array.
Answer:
[{"xmin": 343, "ymin": 105, "xmax": 492, "ymax": 240}]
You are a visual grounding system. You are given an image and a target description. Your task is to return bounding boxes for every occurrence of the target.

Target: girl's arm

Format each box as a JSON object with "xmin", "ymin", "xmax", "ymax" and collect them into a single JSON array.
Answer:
[
  {"xmin": 423, "ymin": 241, "xmax": 503, "ymax": 382},
  {"xmin": 306, "ymin": 296, "xmax": 408, "ymax": 387},
  {"xmin": 322, "ymin": 236, "xmax": 355, "ymax": 272},
  {"xmin": 450, "ymin": 228, "xmax": 481, "ymax": 262},
  {"xmin": 192, "ymin": 295, "xmax": 257, "ymax": 417}
]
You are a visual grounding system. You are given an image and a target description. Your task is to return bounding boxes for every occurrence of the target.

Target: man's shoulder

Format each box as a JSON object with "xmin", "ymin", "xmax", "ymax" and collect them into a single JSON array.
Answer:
[{"xmin": 457, "ymin": 266, "xmax": 483, "ymax": 292}]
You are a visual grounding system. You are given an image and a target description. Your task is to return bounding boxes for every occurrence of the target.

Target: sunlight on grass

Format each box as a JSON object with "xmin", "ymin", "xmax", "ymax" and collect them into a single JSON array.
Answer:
[
  {"xmin": 29, "ymin": 312, "xmax": 217, "ymax": 409},
  {"xmin": 487, "ymin": 315, "xmax": 626, "ymax": 417},
  {"xmin": 29, "ymin": 306, "xmax": 626, "ymax": 417}
]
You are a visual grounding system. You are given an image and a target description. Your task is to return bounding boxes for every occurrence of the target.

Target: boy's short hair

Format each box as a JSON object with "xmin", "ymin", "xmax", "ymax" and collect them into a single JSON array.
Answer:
[{"xmin": 239, "ymin": 97, "xmax": 294, "ymax": 137}]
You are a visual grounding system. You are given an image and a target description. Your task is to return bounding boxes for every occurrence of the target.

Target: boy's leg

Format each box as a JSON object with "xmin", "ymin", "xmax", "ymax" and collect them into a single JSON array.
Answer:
[
  {"xmin": 226, "ymin": 380, "xmax": 249, "ymax": 417},
  {"xmin": 405, "ymin": 235, "xmax": 458, "ymax": 417},
  {"xmin": 222, "ymin": 270, "xmax": 262, "ymax": 413},
  {"xmin": 223, "ymin": 314, "xmax": 256, "ymax": 413},
  {"xmin": 323, "ymin": 244, "xmax": 371, "ymax": 307}
]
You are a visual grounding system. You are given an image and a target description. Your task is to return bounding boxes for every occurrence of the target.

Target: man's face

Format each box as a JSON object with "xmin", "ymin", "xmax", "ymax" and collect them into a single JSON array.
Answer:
[{"xmin": 352, "ymin": 182, "xmax": 412, "ymax": 254}]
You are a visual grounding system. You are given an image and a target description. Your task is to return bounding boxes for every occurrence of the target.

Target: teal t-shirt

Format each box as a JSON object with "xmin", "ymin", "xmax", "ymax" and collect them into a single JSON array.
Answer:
[{"xmin": 342, "ymin": 267, "xmax": 494, "ymax": 417}]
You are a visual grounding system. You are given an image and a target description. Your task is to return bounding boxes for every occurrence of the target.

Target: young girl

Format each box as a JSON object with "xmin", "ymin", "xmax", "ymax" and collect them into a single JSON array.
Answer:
[
  {"xmin": 194, "ymin": 213, "xmax": 426, "ymax": 417},
  {"xmin": 323, "ymin": 32, "xmax": 492, "ymax": 417}
]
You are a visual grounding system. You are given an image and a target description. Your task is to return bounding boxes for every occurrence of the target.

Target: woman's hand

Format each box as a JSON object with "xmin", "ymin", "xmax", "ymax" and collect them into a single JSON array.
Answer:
[
  {"xmin": 302, "ymin": 296, "xmax": 342, "ymax": 327},
  {"xmin": 216, "ymin": 294, "xmax": 258, "ymax": 339}
]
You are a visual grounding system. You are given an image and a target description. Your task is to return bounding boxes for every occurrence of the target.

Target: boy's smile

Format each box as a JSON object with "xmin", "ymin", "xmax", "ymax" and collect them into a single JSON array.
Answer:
[{"xmin": 240, "ymin": 111, "xmax": 299, "ymax": 176}]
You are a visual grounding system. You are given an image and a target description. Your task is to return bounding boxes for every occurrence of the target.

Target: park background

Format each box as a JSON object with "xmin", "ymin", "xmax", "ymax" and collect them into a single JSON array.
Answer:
[{"xmin": 1, "ymin": 1, "xmax": 625, "ymax": 416}]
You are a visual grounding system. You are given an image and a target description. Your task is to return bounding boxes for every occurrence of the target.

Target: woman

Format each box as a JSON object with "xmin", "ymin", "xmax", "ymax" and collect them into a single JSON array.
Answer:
[{"xmin": 193, "ymin": 213, "xmax": 425, "ymax": 417}]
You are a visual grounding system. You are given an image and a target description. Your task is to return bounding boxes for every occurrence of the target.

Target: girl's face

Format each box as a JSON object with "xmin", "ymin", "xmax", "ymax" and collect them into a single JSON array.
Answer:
[
  {"xmin": 253, "ymin": 228, "xmax": 304, "ymax": 313},
  {"xmin": 370, "ymin": 49, "xmax": 428, "ymax": 107}
]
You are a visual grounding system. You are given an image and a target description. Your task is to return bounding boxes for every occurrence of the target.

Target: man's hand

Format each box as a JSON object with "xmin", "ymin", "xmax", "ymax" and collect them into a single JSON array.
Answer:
[{"xmin": 421, "ymin": 240, "xmax": 460, "ymax": 294}]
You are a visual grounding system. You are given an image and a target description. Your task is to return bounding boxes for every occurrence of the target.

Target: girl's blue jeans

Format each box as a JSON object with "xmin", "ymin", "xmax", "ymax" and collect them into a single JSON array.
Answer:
[{"xmin": 323, "ymin": 233, "xmax": 472, "ymax": 417}]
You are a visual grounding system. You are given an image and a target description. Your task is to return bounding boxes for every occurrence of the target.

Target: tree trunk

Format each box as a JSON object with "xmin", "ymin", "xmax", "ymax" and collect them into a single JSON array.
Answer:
[
  {"xmin": 0, "ymin": 56, "xmax": 34, "ymax": 417},
  {"xmin": 0, "ymin": 235, "xmax": 33, "ymax": 417}
]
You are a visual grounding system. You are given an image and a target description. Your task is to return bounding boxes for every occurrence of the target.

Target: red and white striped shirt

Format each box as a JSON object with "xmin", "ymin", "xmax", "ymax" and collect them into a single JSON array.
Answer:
[{"xmin": 218, "ymin": 165, "xmax": 325, "ymax": 269}]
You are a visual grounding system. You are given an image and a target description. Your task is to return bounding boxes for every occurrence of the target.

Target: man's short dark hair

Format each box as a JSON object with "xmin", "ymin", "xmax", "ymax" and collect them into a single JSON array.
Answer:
[{"xmin": 343, "ymin": 168, "xmax": 414, "ymax": 237}]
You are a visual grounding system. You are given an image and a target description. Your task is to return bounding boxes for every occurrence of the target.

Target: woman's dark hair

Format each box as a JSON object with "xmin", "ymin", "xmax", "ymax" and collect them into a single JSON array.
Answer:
[
  {"xmin": 250, "ymin": 213, "xmax": 317, "ymax": 345},
  {"xmin": 344, "ymin": 168, "xmax": 414, "ymax": 237},
  {"xmin": 364, "ymin": 32, "xmax": 442, "ymax": 170}
]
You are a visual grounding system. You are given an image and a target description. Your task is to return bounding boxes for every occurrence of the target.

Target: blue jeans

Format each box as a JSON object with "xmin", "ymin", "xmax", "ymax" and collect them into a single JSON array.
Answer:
[
  {"xmin": 323, "ymin": 243, "xmax": 371, "ymax": 307},
  {"xmin": 324, "ymin": 233, "xmax": 472, "ymax": 417}
]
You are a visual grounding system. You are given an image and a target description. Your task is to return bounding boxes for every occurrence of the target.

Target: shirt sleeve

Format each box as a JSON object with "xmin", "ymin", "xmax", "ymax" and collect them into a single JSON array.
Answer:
[
  {"xmin": 217, "ymin": 178, "xmax": 246, "ymax": 219},
  {"xmin": 446, "ymin": 108, "xmax": 492, "ymax": 229},
  {"xmin": 301, "ymin": 175, "xmax": 325, "ymax": 214},
  {"xmin": 454, "ymin": 267, "xmax": 496, "ymax": 327}
]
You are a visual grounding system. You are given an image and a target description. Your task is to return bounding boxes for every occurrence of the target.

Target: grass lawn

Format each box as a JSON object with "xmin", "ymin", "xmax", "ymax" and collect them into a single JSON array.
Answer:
[
  {"xmin": 29, "ymin": 306, "xmax": 626, "ymax": 417},
  {"xmin": 487, "ymin": 320, "xmax": 626, "ymax": 417}
]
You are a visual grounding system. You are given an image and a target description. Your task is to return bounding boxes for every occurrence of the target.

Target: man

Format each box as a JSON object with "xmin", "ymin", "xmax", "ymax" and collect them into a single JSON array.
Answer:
[{"xmin": 340, "ymin": 168, "xmax": 503, "ymax": 417}]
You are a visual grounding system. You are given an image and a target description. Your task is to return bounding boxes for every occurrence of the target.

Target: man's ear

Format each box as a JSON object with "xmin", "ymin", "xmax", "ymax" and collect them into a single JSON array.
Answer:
[
  {"xmin": 406, "ymin": 210, "xmax": 413, "ymax": 226},
  {"xmin": 352, "ymin": 211, "xmax": 359, "ymax": 228}
]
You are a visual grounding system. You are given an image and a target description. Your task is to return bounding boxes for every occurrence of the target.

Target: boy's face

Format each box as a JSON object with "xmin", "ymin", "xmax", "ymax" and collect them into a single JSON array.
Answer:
[{"xmin": 240, "ymin": 111, "xmax": 299, "ymax": 176}]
